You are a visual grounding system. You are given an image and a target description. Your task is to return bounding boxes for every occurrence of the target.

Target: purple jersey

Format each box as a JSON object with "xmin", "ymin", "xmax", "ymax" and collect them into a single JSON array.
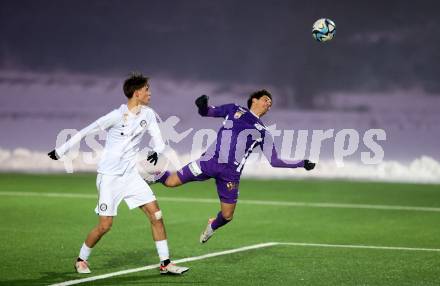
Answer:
[
  {"xmin": 200, "ymin": 103, "xmax": 305, "ymax": 176},
  {"xmin": 176, "ymin": 103, "xmax": 305, "ymax": 204}
]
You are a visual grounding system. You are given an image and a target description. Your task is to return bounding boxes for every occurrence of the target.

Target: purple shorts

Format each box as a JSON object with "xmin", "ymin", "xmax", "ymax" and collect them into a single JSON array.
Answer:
[{"xmin": 177, "ymin": 159, "xmax": 240, "ymax": 204}]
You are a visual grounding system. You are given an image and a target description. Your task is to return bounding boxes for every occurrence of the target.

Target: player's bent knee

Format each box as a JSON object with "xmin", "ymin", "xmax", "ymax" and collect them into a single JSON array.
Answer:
[
  {"xmin": 164, "ymin": 179, "xmax": 177, "ymax": 187},
  {"xmin": 153, "ymin": 210, "xmax": 162, "ymax": 221},
  {"xmin": 148, "ymin": 210, "xmax": 163, "ymax": 224},
  {"xmin": 165, "ymin": 174, "xmax": 182, "ymax": 187},
  {"xmin": 98, "ymin": 223, "xmax": 112, "ymax": 234}
]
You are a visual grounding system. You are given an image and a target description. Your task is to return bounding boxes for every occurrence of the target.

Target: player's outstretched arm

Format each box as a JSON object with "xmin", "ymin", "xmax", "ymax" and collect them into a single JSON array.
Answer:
[
  {"xmin": 195, "ymin": 95, "xmax": 236, "ymax": 118},
  {"xmin": 52, "ymin": 110, "xmax": 120, "ymax": 159},
  {"xmin": 303, "ymin": 159, "xmax": 316, "ymax": 171},
  {"xmin": 269, "ymin": 148, "xmax": 316, "ymax": 170},
  {"xmin": 145, "ymin": 108, "xmax": 165, "ymax": 166},
  {"xmin": 47, "ymin": 150, "xmax": 59, "ymax": 160},
  {"xmin": 262, "ymin": 134, "xmax": 316, "ymax": 171},
  {"xmin": 195, "ymin": 95, "xmax": 209, "ymax": 116}
]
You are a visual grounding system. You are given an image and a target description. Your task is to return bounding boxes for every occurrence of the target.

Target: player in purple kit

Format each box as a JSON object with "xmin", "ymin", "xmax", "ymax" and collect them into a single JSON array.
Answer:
[{"xmin": 154, "ymin": 90, "xmax": 316, "ymax": 243}]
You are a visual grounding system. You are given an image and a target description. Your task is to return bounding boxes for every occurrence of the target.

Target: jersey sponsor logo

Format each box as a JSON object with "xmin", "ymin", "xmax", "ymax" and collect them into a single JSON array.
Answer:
[
  {"xmin": 226, "ymin": 181, "xmax": 238, "ymax": 191},
  {"xmin": 99, "ymin": 203, "xmax": 108, "ymax": 211},
  {"xmin": 234, "ymin": 111, "xmax": 245, "ymax": 119},
  {"xmin": 140, "ymin": 120, "xmax": 147, "ymax": 127}
]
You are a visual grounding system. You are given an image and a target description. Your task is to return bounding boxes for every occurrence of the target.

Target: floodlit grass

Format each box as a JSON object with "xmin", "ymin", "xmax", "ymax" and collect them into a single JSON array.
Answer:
[{"xmin": 0, "ymin": 173, "xmax": 439, "ymax": 285}]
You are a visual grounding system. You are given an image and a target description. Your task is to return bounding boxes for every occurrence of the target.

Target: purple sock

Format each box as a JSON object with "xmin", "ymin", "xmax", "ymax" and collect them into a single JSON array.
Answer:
[
  {"xmin": 157, "ymin": 171, "xmax": 170, "ymax": 184},
  {"xmin": 211, "ymin": 211, "xmax": 231, "ymax": 230}
]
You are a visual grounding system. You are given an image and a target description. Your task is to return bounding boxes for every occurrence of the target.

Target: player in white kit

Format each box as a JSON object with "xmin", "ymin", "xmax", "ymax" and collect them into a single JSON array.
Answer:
[{"xmin": 48, "ymin": 73, "xmax": 188, "ymax": 275}]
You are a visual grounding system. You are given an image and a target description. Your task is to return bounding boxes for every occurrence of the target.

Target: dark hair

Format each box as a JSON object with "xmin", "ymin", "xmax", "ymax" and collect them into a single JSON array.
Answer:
[
  {"xmin": 123, "ymin": 73, "xmax": 149, "ymax": 98},
  {"xmin": 247, "ymin": 89, "xmax": 272, "ymax": 108}
]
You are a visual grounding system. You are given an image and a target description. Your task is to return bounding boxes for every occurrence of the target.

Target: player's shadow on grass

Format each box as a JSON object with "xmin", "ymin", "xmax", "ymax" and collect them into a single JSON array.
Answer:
[
  {"xmin": 78, "ymin": 273, "xmax": 207, "ymax": 285},
  {"xmin": 0, "ymin": 272, "xmax": 206, "ymax": 286},
  {"xmin": 101, "ymin": 249, "xmax": 154, "ymax": 269},
  {"xmin": 0, "ymin": 271, "xmax": 83, "ymax": 286},
  {"xmin": 0, "ymin": 250, "xmax": 202, "ymax": 286}
]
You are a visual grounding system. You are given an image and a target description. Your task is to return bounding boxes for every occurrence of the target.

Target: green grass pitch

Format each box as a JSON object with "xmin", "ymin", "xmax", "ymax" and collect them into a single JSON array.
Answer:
[{"xmin": 0, "ymin": 173, "xmax": 439, "ymax": 285}]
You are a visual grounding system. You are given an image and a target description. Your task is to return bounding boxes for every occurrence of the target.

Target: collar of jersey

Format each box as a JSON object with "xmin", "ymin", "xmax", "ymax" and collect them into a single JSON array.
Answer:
[
  {"xmin": 249, "ymin": 109, "xmax": 260, "ymax": 119},
  {"xmin": 122, "ymin": 104, "xmax": 142, "ymax": 116}
]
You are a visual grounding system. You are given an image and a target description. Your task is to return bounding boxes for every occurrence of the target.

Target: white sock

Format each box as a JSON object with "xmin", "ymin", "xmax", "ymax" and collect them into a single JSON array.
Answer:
[
  {"xmin": 79, "ymin": 242, "xmax": 92, "ymax": 261},
  {"xmin": 155, "ymin": 240, "xmax": 170, "ymax": 262}
]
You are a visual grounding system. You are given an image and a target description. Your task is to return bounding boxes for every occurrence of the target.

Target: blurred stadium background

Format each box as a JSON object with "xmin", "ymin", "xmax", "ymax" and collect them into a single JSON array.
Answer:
[{"xmin": 1, "ymin": 0, "xmax": 439, "ymax": 183}]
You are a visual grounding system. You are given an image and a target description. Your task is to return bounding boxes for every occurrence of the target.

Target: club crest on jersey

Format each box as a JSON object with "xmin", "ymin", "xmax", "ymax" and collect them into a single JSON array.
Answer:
[
  {"xmin": 234, "ymin": 111, "xmax": 245, "ymax": 119},
  {"xmin": 226, "ymin": 182, "xmax": 238, "ymax": 191},
  {"xmin": 140, "ymin": 120, "xmax": 147, "ymax": 127},
  {"xmin": 99, "ymin": 203, "xmax": 108, "ymax": 211}
]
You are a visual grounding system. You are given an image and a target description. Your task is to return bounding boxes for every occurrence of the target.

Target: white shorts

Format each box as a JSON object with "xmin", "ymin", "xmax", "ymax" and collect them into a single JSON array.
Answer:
[{"xmin": 95, "ymin": 171, "xmax": 156, "ymax": 216}]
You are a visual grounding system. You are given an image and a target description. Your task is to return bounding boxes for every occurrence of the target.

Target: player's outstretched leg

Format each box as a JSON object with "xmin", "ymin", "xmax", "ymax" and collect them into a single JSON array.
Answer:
[
  {"xmin": 147, "ymin": 171, "xmax": 183, "ymax": 188},
  {"xmin": 199, "ymin": 218, "xmax": 216, "ymax": 243},
  {"xmin": 200, "ymin": 202, "xmax": 235, "ymax": 243},
  {"xmin": 155, "ymin": 171, "xmax": 170, "ymax": 184}
]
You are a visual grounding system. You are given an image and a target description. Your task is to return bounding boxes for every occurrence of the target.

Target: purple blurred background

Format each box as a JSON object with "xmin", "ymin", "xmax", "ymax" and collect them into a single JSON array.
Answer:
[{"xmin": 0, "ymin": 0, "xmax": 439, "ymax": 167}]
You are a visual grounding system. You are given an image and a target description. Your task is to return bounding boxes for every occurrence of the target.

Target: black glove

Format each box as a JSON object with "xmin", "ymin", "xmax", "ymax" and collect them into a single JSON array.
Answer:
[
  {"xmin": 195, "ymin": 95, "xmax": 209, "ymax": 109},
  {"xmin": 147, "ymin": 151, "xmax": 158, "ymax": 166},
  {"xmin": 304, "ymin": 159, "xmax": 316, "ymax": 171},
  {"xmin": 48, "ymin": 150, "xmax": 59, "ymax": 160}
]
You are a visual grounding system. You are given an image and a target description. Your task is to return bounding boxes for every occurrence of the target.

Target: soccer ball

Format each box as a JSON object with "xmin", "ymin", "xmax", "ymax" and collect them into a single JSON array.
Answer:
[{"xmin": 312, "ymin": 18, "xmax": 336, "ymax": 42}]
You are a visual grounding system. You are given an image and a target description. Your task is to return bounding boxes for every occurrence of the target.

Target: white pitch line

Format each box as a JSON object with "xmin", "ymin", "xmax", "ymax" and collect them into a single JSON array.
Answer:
[
  {"xmin": 48, "ymin": 241, "xmax": 440, "ymax": 286},
  {"xmin": 0, "ymin": 191, "xmax": 95, "ymax": 199},
  {"xmin": 2, "ymin": 191, "xmax": 440, "ymax": 212},
  {"xmin": 277, "ymin": 242, "xmax": 440, "ymax": 252},
  {"xmin": 160, "ymin": 197, "xmax": 440, "ymax": 212},
  {"xmin": 48, "ymin": 242, "xmax": 277, "ymax": 286}
]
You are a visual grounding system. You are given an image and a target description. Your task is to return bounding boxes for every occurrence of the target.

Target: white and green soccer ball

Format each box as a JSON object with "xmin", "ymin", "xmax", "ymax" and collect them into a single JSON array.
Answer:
[{"xmin": 312, "ymin": 18, "xmax": 336, "ymax": 42}]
